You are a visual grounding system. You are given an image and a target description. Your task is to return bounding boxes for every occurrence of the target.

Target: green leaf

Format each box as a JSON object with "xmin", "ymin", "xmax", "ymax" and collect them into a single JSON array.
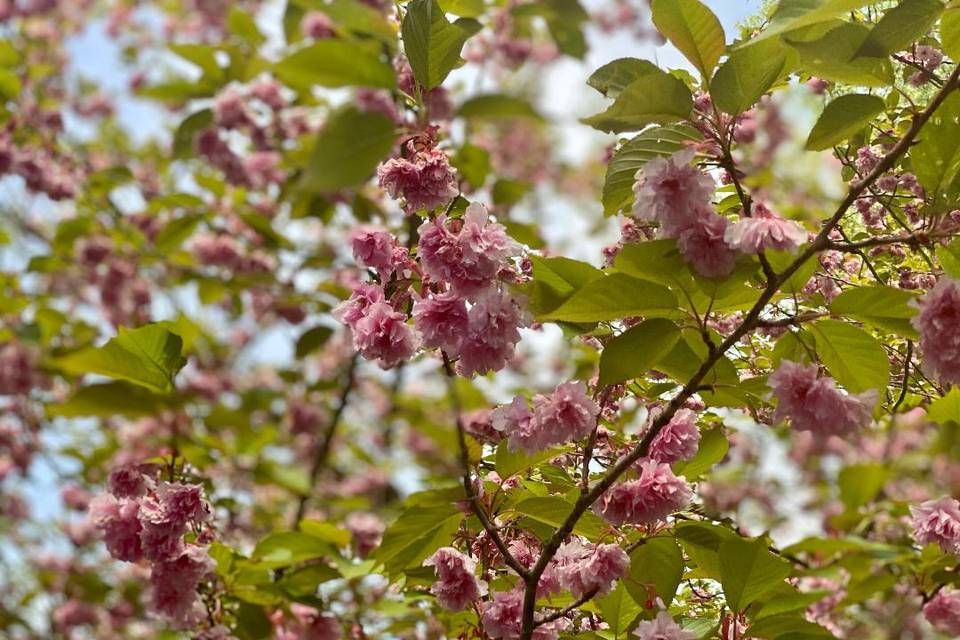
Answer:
[
  {"xmin": 53, "ymin": 325, "xmax": 186, "ymax": 393},
  {"xmin": 830, "ymin": 286, "xmax": 919, "ymax": 337},
  {"xmin": 513, "ymin": 496, "xmax": 607, "ymax": 540},
  {"xmin": 228, "ymin": 6, "xmax": 266, "ymax": 45},
  {"xmin": 439, "ymin": 0, "xmax": 483, "ymax": 16},
  {"xmin": 274, "ymin": 40, "xmax": 395, "ymax": 91},
  {"xmin": 516, "ymin": 255, "xmax": 603, "ymax": 317},
  {"xmin": 587, "ymin": 58, "xmax": 659, "ymax": 98},
  {"xmin": 299, "ymin": 107, "xmax": 396, "ymax": 193},
  {"xmin": 710, "ymin": 37, "xmax": 792, "ymax": 116},
  {"xmin": 597, "ymin": 582, "xmax": 643, "ymax": 638},
  {"xmin": 401, "ymin": 0, "xmax": 481, "ymax": 90},
  {"xmin": 927, "ymin": 388, "xmax": 960, "ymax": 425},
  {"xmin": 651, "ymin": 0, "xmax": 725, "ymax": 78},
  {"xmin": 912, "ymin": 92, "xmax": 960, "ymax": 211},
  {"xmin": 626, "ymin": 537, "xmax": 684, "ymax": 607},
  {"xmin": 169, "ymin": 44, "xmax": 224, "ymax": 83},
  {"xmin": 538, "ymin": 273, "xmax": 679, "ymax": 323},
  {"xmin": 154, "ymin": 214, "xmax": 203, "ymax": 251},
  {"xmin": 804, "ymin": 94, "xmax": 885, "ymax": 151},
  {"xmin": 598, "ymin": 319, "xmax": 681, "ymax": 386},
  {"xmin": 755, "ymin": 589, "xmax": 833, "ymax": 620},
  {"xmin": 838, "ymin": 462, "xmax": 888, "ymax": 509},
  {"xmin": 581, "ymin": 71, "xmax": 693, "ymax": 134},
  {"xmin": 944, "ymin": 2, "xmax": 960, "ymax": 59},
  {"xmin": 854, "ymin": 0, "xmax": 943, "ymax": 58},
  {"xmin": 250, "ymin": 532, "xmax": 333, "ymax": 569},
  {"xmin": 673, "ymin": 427, "xmax": 728, "ymax": 480},
  {"xmin": 46, "ymin": 382, "xmax": 164, "ymax": 418},
  {"xmin": 602, "ymin": 125, "xmax": 701, "ymax": 216},
  {"xmin": 786, "ymin": 23, "xmax": 895, "ymax": 88},
  {"xmin": 747, "ymin": 614, "xmax": 836, "ymax": 639},
  {"xmin": 719, "ymin": 537, "xmax": 792, "ymax": 612},
  {"xmin": 299, "ymin": 520, "xmax": 352, "ymax": 546},
  {"xmin": 514, "ymin": 0, "xmax": 589, "ymax": 58},
  {"xmin": 808, "ymin": 319, "xmax": 889, "ymax": 395},
  {"xmin": 455, "ymin": 94, "xmax": 543, "ymax": 120},
  {"xmin": 0, "ymin": 69, "xmax": 21, "ymax": 101},
  {"xmin": 453, "ymin": 143, "xmax": 491, "ymax": 189},
  {"xmin": 739, "ymin": 0, "xmax": 874, "ymax": 48},
  {"xmin": 494, "ymin": 441, "xmax": 564, "ymax": 479},
  {"xmin": 296, "ymin": 325, "xmax": 334, "ymax": 359},
  {"xmin": 376, "ymin": 504, "xmax": 463, "ymax": 577},
  {"xmin": 938, "ymin": 237, "xmax": 960, "ymax": 278}
]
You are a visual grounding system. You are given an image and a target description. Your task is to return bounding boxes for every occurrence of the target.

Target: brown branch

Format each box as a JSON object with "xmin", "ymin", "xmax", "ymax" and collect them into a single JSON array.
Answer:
[
  {"xmin": 755, "ymin": 312, "xmax": 829, "ymax": 328},
  {"xmin": 292, "ymin": 353, "xmax": 359, "ymax": 527},
  {"xmin": 441, "ymin": 352, "xmax": 530, "ymax": 580},
  {"xmin": 535, "ymin": 588, "xmax": 600, "ymax": 626},
  {"xmin": 517, "ymin": 63, "xmax": 960, "ymax": 640}
]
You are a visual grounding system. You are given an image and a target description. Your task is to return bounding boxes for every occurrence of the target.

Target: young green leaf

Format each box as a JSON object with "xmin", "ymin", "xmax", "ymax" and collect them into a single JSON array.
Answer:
[
  {"xmin": 598, "ymin": 319, "xmax": 681, "ymax": 386},
  {"xmin": 273, "ymin": 40, "xmax": 396, "ymax": 90},
  {"xmin": 53, "ymin": 324, "xmax": 186, "ymax": 393},
  {"xmin": 805, "ymin": 94, "xmax": 885, "ymax": 151},
  {"xmin": 830, "ymin": 286, "xmax": 919, "ymax": 337},
  {"xmin": 808, "ymin": 319, "xmax": 890, "ymax": 394},
  {"xmin": 710, "ymin": 37, "xmax": 792, "ymax": 116},
  {"xmin": 912, "ymin": 92, "xmax": 960, "ymax": 211},
  {"xmin": 587, "ymin": 58, "xmax": 660, "ymax": 98},
  {"xmin": 401, "ymin": 0, "xmax": 481, "ymax": 90},
  {"xmin": 626, "ymin": 537, "xmax": 684, "ymax": 607},
  {"xmin": 853, "ymin": 0, "xmax": 943, "ymax": 59},
  {"xmin": 581, "ymin": 71, "xmax": 693, "ymax": 134},
  {"xmin": 651, "ymin": 0, "xmax": 725, "ymax": 78},
  {"xmin": 299, "ymin": 107, "xmax": 396, "ymax": 193},
  {"xmin": 719, "ymin": 537, "xmax": 792, "ymax": 612},
  {"xmin": 538, "ymin": 273, "xmax": 679, "ymax": 323}
]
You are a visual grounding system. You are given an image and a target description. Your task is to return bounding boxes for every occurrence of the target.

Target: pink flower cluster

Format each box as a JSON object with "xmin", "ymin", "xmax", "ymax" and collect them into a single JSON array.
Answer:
[
  {"xmin": 0, "ymin": 343, "xmax": 39, "ymax": 395},
  {"xmin": 554, "ymin": 539, "xmax": 630, "ymax": 598},
  {"xmin": 634, "ymin": 611, "xmax": 696, "ymax": 640},
  {"xmin": 595, "ymin": 460, "xmax": 692, "ymax": 525},
  {"xmin": 377, "ymin": 140, "xmax": 459, "ymax": 214},
  {"xmin": 911, "ymin": 497, "xmax": 960, "ymax": 555},
  {"xmin": 768, "ymin": 360, "xmax": 876, "ymax": 438},
  {"xmin": 924, "ymin": 588, "xmax": 960, "ymax": 635},
  {"xmin": 424, "ymin": 547, "xmax": 487, "ymax": 611},
  {"xmin": 491, "ymin": 381, "xmax": 600, "ymax": 454},
  {"xmin": 912, "ymin": 278, "xmax": 960, "ymax": 384},
  {"xmin": 337, "ymin": 203, "xmax": 526, "ymax": 374},
  {"xmin": 481, "ymin": 589, "xmax": 566, "ymax": 640},
  {"xmin": 192, "ymin": 233, "xmax": 273, "ymax": 275},
  {"xmin": 648, "ymin": 408, "xmax": 701, "ymax": 464},
  {"xmin": 272, "ymin": 604, "xmax": 341, "ymax": 640},
  {"xmin": 88, "ymin": 466, "xmax": 214, "ymax": 628},
  {"xmin": 724, "ymin": 202, "xmax": 807, "ymax": 254},
  {"xmin": 631, "ymin": 149, "xmax": 737, "ymax": 277}
]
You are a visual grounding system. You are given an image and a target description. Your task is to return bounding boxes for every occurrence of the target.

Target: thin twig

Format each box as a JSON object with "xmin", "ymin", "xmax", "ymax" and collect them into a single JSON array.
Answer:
[
  {"xmin": 292, "ymin": 353, "xmax": 359, "ymax": 527},
  {"xmin": 441, "ymin": 351, "xmax": 530, "ymax": 579},
  {"xmin": 534, "ymin": 588, "xmax": 600, "ymax": 626}
]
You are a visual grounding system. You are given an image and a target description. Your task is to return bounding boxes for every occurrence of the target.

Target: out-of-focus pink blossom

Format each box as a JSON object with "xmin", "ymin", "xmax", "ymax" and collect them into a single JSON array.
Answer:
[
  {"xmin": 301, "ymin": 10, "xmax": 335, "ymax": 39},
  {"xmin": 634, "ymin": 611, "xmax": 696, "ymax": 639},
  {"xmin": 911, "ymin": 278, "xmax": 960, "ymax": 384},
  {"xmin": 424, "ymin": 547, "xmax": 486, "ymax": 611},
  {"xmin": 924, "ymin": 588, "xmax": 960, "ymax": 635},
  {"xmin": 345, "ymin": 512, "xmax": 384, "ymax": 559},
  {"xmin": 88, "ymin": 493, "xmax": 144, "ymax": 562},
  {"xmin": 150, "ymin": 545, "xmax": 214, "ymax": 629},
  {"xmin": 911, "ymin": 497, "xmax": 960, "ymax": 554},
  {"xmin": 595, "ymin": 461, "xmax": 692, "ymax": 525},
  {"xmin": 768, "ymin": 360, "xmax": 876, "ymax": 438}
]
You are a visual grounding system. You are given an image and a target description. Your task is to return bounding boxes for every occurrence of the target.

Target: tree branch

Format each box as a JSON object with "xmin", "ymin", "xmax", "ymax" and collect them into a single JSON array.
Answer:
[
  {"xmin": 518, "ymin": 63, "xmax": 960, "ymax": 640},
  {"xmin": 535, "ymin": 588, "xmax": 600, "ymax": 626},
  {"xmin": 292, "ymin": 353, "xmax": 359, "ymax": 527},
  {"xmin": 441, "ymin": 352, "xmax": 531, "ymax": 580}
]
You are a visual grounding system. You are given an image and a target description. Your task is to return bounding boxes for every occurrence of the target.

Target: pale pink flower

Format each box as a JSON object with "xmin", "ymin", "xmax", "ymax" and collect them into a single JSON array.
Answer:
[
  {"xmin": 351, "ymin": 302, "xmax": 420, "ymax": 369},
  {"xmin": 455, "ymin": 290, "xmax": 527, "ymax": 377},
  {"xmin": 351, "ymin": 226, "xmax": 398, "ymax": 275},
  {"xmin": 150, "ymin": 545, "xmax": 214, "ymax": 629},
  {"xmin": 412, "ymin": 291, "xmax": 469, "ymax": 352},
  {"xmin": 418, "ymin": 203, "xmax": 519, "ymax": 299},
  {"xmin": 377, "ymin": 147, "xmax": 458, "ymax": 213},
  {"xmin": 494, "ymin": 381, "xmax": 599, "ymax": 453},
  {"xmin": 481, "ymin": 589, "xmax": 564, "ymax": 640},
  {"xmin": 556, "ymin": 540, "xmax": 630, "ymax": 598},
  {"xmin": 648, "ymin": 409, "xmax": 700, "ymax": 464},
  {"xmin": 108, "ymin": 465, "xmax": 149, "ymax": 499},
  {"xmin": 424, "ymin": 547, "xmax": 486, "ymax": 611},
  {"xmin": 345, "ymin": 512, "xmax": 384, "ymax": 559},
  {"xmin": 332, "ymin": 282, "xmax": 385, "ymax": 327},
  {"xmin": 724, "ymin": 203, "xmax": 807, "ymax": 254},
  {"xmin": 88, "ymin": 493, "xmax": 144, "ymax": 562},
  {"xmin": 631, "ymin": 148, "xmax": 714, "ymax": 235},
  {"xmin": 911, "ymin": 278, "xmax": 960, "ymax": 384},
  {"xmin": 676, "ymin": 208, "xmax": 738, "ymax": 278},
  {"xmin": 634, "ymin": 611, "xmax": 696, "ymax": 640},
  {"xmin": 911, "ymin": 497, "xmax": 960, "ymax": 554},
  {"xmin": 301, "ymin": 10, "xmax": 335, "ymax": 39},
  {"xmin": 52, "ymin": 600, "xmax": 98, "ymax": 632},
  {"xmin": 768, "ymin": 360, "xmax": 876, "ymax": 438},
  {"xmin": 212, "ymin": 86, "xmax": 251, "ymax": 129},
  {"xmin": 923, "ymin": 588, "xmax": 960, "ymax": 635},
  {"xmin": 595, "ymin": 461, "xmax": 692, "ymax": 525}
]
